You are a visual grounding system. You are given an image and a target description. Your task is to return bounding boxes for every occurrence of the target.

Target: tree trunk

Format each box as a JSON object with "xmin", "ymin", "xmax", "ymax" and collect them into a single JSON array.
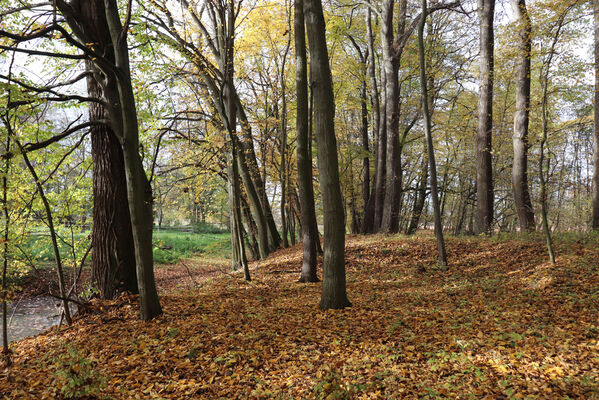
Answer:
[
  {"xmin": 362, "ymin": 3, "xmax": 379, "ymax": 234},
  {"xmin": 379, "ymin": 0, "xmax": 406, "ymax": 233},
  {"xmin": 304, "ymin": 0, "xmax": 350, "ymax": 309},
  {"xmin": 419, "ymin": 0, "xmax": 447, "ymax": 266},
  {"xmin": 296, "ymin": 0, "xmax": 319, "ymax": 283},
  {"xmin": 1, "ymin": 134, "xmax": 10, "ymax": 365},
  {"xmin": 476, "ymin": 0, "xmax": 495, "ymax": 235},
  {"xmin": 360, "ymin": 69, "xmax": 370, "ymax": 227},
  {"xmin": 593, "ymin": 0, "xmax": 599, "ymax": 229},
  {"xmin": 511, "ymin": 0, "xmax": 535, "ymax": 232},
  {"xmin": 407, "ymin": 154, "xmax": 428, "ymax": 234},
  {"xmin": 86, "ymin": 62, "xmax": 138, "ymax": 299}
]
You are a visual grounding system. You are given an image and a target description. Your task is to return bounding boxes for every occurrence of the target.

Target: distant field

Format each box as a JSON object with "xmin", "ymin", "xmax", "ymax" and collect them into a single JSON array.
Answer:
[
  {"xmin": 153, "ymin": 229, "xmax": 231, "ymax": 264},
  {"xmin": 20, "ymin": 225, "xmax": 231, "ymax": 267}
]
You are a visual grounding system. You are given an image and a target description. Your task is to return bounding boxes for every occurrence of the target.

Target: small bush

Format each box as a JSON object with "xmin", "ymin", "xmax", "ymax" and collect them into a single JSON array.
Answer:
[{"xmin": 54, "ymin": 345, "xmax": 105, "ymax": 399}]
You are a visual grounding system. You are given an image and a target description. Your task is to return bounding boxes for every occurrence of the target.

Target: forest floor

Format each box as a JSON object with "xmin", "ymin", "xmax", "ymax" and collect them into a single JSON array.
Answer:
[{"xmin": 1, "ymin": 233, "xmax": 598, "ymax": 399}]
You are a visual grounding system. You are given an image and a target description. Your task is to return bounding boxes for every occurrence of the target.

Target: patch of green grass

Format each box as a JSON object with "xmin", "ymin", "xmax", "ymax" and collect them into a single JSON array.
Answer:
[{"xmin": 153, "ymin": 230, "xmax": 231, "ymax": 264}]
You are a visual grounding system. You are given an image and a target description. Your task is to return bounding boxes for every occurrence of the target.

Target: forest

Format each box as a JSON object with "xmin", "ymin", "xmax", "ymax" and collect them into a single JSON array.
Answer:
[{"xmin": 0, "ymin": 0, "xmax": 598, "ymax": 398}]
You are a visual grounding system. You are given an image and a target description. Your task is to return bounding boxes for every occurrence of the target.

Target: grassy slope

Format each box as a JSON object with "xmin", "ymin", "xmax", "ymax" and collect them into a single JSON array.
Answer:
[{"xmin": 1, "ymin": 234, "xmax": 598, "ymax": 399}]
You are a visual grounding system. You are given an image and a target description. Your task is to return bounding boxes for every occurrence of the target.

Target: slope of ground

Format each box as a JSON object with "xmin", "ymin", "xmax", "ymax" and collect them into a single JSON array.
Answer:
[{"xmin": 1, "ymin": 234, "xmax": 598, "ymax": 399}]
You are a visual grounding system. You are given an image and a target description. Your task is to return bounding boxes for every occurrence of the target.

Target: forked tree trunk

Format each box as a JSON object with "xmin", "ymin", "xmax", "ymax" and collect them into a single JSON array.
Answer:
[
  {"xmin": 511, "ymin": 0, "xmax": 535, "ymax": 232},
  {"xmin": 304, "ymin": 0, "xmax": 351, "ymax": 309},
  {"xmin": 476, "ymin": 0, "xmax": 495, "ymax": 235}
]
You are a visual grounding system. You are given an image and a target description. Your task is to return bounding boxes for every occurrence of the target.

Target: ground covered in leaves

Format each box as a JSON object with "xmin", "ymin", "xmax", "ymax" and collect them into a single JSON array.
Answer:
[{"xmin": 1, "ymin": 234, "xmax": 598, "ymax": 399}]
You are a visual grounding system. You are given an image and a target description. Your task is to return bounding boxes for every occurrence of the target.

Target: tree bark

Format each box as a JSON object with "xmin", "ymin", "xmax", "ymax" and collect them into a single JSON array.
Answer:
[
  {"xmin": 379, "ymin": 0, "xmax": 407, "ymax": 233},
  {"xmin": 593, "ymin": 0, "xmax": 599, "ymax": 229},
  {"xmin": 86, "ymin": 61, "xmax": 138, "ymax": 299},
  {"xmin": 419, "ymin": 0, "xmax": 447, "ymax": 266},
  {"xmin": 304, "ymin": 0, "xmax": 350, "ymax": 309},
  {"xmin": 511, "ymin": 0, "xmax": 535, "ymax": 232},
  {"xmin": 295, "ymin": 0, "xmax": 319, "ymax": 283},
  {"xmin": 407, "ymin": 154, "xmax": 428, "ymax": 234},
  {"xmin": 362, "ymin": 3, "xmax": 379, "ymax": 234},
  {"xmin": 476, "ymin": 0, "xmax": 495, "ymax": 235}
]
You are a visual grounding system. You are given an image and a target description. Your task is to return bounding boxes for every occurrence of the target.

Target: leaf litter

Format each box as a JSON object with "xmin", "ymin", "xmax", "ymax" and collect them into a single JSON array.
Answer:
[{"xmin": 0, "ymin": 234, "xmax": 598, "ymax": 399}]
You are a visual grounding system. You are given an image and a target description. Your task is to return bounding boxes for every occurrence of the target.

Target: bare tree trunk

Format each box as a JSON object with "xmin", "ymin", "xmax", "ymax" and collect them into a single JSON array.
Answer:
[
  {"xmin": 87, "ymin": 62, "xmax": 138, "ymax": 299},
  {"xmin": 593, "ymin": 0, "xmax": 599, "ymax": 229},
  {"xmin": 380, "ymin": 0, "xmax": 407, "ymax": 233},
  {"xmin": 280, "ymin": 29, "xmax": 291, "ymax": 248},
  {"xmin": 304, "ymin": 0, "xmax": 350, "ymax": 309},
  {"xmin": 295, "ymin": 0, "xmax": 319, "ymax": 282},
  {"xmin": 419, "ymin": 0, "xmax": 447, "ymax": 266},
  {"xmin": 224, "ymin": 0, "xmax": 250, "ymax": 281},
  {"xmin": 362, "ymin": 3, "xmax": 379, "ymax": 233},
  {"xmin": 538, "ymin": 12, "xmax": 566, "ymax": 264},
  {"xmin": 476, "ymin": 0, "xmax": 495, "ymax": 235},
  {"xmin": 1, "ymin": 133, "xmax": 10, "ymax": 365},
  {"xmin": 408, "ymin": 154, "xmax": 428, "ymax": 234},
  {"xmin": 360, "ymin": 71, "xmax": 370, "ymax": 228},
  {"xmin": 19, "ymin": 148, "xmax": 72, "ymax": 324},
  {"xmin": 511, "ymin": 0, "xmax": 535, "ymax": 232},
  {"xmin": 373, "ymin": 66, "xmax": 387, "ymax": 231}
]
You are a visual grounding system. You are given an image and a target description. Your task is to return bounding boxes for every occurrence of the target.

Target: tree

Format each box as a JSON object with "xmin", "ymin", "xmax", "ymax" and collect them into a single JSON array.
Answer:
[
  {"xmin": 304, "ymin": 0, "xmax": 351, "ymax": 309},
  {"xmin": 418, "ymin": 0, "xmax": 447, "ymax": 267},
  {"xmin": 86, "ymin": 58, "xmax": 138, "ymax": 299},
  {"xmin": 593, "ymin": 0, "xmax": 599, "ymax": 230},
  {"xmin": 53, "ymin": 0, "xmax": 162, "ymax": 320},
  {"xmin": 511, "ymin": 0, "xmax": 536, "ymax": 232},
  {"xmin": 295, "ymin": 0, "xmax": 319, "ymax": 283},
  {"xmin": 476, "ymin": 0, "xmax": 495, "ymax": 235}
]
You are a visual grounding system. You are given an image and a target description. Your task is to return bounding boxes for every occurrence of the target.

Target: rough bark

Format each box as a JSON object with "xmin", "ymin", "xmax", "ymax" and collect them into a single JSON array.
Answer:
[
  {"xmin": 86, "ymin": 61, "xmax": 138, "ymax": 299},
  {"xmin": 295, "ymin": 0, "xmax": 319, "ymax": 283},
  {"xmin": 56, "ymin": 0, "xmax": 163, "ymax": 320},
  {"xmin": 511, "ymin": 0, "xmax": 536, "ymax": 232},
  {"xmin": 476, "ymin": 0, "xmax": 495, "ymax": 235},
  {"xmin": 304, "ymin": 0, "xmax": 351, "ymax": 309}
]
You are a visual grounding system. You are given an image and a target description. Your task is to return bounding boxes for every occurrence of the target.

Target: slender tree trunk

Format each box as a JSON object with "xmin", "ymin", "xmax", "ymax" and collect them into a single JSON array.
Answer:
[
  {"xmin": 236, "ymin": 147, "xmax": 269, "ymax": 258},
  {"xmin": 2, "ymin": 134, "xmax": 10, "ymax": 365},
  {"xmin": 419, "ymin": 0, "xmax": 447, "ymax": 266},
  {"xmin": 511, "ymin": 0, "xmax": 535, "ymax": 232},
  {"xmin": 236, "ymin": 104, "xmax": 281, "ymax": 250},
  {"xmin": 19, "ymin": 148, "xmax": 72, "ymax": 324},
  {"xmin": 408, "ymin": 154, "xmax": 428, "ymax": 234},
  {"xmin": 362, "ymin": 3, "xmax": 379, "ymax": 233},
  {"xmin": 280, "ymin": 61, "xmax": 290, "ymax": 249},
  {"xmin": 538, "ymin": 13, "xmax": 566, "ymax": 264},
  {"xmin": 374, "ymin": 66, "xmax": 387, "ymax": 231},
  {"xmin": 225, "ymin": 0, "xmax": 250, "ymax": 281},
  {"xmin": 86, "ymin": 62, "xmax": 138, "ymax": 299},
  {"xmin": 295, "ymin": 0, "xmax": 319, "ymax": 282},
  {"xmin": 360, "ymin": 72, "xmax": 370, "ymax": 227},
  {"xmin": 593, "ymin": 0, "xmax": 599, "ymax": 229},
  {"xmin": 304, "ymin": 0, "xmax": 350, "ymax": 309},
  {"xmin": 476, "ymin": 0, "xmax": 495, "ymax": 235}
]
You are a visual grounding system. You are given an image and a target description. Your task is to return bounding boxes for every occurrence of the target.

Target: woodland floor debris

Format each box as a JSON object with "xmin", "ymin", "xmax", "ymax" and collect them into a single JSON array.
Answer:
[{"xmin": 0, "ymin": 234, "xmax": 598, "ymax": 399}]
